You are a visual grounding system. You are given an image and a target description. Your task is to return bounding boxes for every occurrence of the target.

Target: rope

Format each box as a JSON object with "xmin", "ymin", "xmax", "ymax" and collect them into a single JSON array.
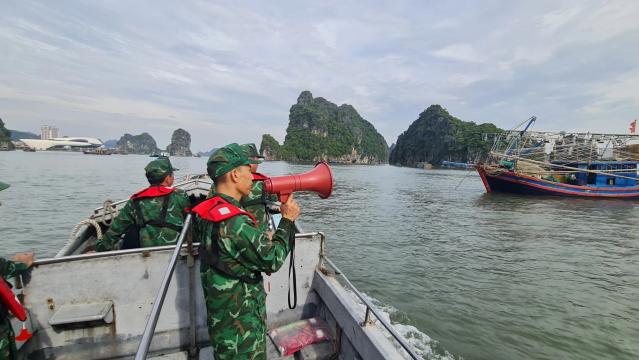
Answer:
[
  {"xmin": 69, "ymin": 219, "xmax": 103, "ymax": 241},
  {"xmin": 100, "ymin": 199, "xmax": 115, "ymax": 226},
  {"xmin": 56, "ymin": 218, "xmax": 105, "ymax": 257}
]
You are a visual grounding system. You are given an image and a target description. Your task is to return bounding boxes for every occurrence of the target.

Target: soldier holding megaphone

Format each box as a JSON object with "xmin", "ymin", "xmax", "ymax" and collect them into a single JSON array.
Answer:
[{"xmin": 193, "ymin": 143, "xmax": 301, "ymax": 359}]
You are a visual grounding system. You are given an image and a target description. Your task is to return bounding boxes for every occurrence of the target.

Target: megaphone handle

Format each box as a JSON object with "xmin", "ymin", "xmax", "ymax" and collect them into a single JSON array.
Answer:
[{"xmin": 279, "ymin": 192, "xmax": 291, "ymax": 203}]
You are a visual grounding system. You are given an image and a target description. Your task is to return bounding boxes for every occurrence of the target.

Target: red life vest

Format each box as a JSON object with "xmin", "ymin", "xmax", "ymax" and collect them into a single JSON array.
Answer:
[
  {"xmin": 192, "ymin": 196, "xmax": 257, "ymax": 226},
  {"xmin": 0, "ymin": 279, "xmax": 26, "ymax": 321},
  {"xmin": 252, "ymin": 173, "xmax": 269, "ymax": 182},
  {"xmin": 193, "ymin": 196, "xmax": 262, "ymax": 284},
  {"xmin": 130, "ymin": 186, "xmax": 175, "ymax": 200},
  {"xmin": 123, "ymin": 186, "xmax": 183, "ymax": 250}
]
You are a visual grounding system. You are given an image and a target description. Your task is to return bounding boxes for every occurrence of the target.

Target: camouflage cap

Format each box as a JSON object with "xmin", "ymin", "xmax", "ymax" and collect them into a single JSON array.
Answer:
[
  {"xmin": 207, "ymin": 143, "xmax": 259, "ymax": 179},
  {"xmin": 241, "ymin": 143, "xmax": 264, "ymax": 161},
  {"xmin": 0, "ymin": 181, "xmax": 9, "ymax": 192},
  {"xmin": 145, "ymin": 156, "xmax": 178, "ymax": 178}
]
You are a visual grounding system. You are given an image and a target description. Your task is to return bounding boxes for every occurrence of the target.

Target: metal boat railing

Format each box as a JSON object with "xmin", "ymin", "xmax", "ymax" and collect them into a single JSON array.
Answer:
[
  {"xmin": 316, "ymin": 231, "xmax": 421, "ymax": 360},
  {"xmin": 135, "ymin": 214, "xmax": 193, "ymax": 360},
  {"xmin": 132, "ymin": 227, "xmax": 420, "ymax": 359}
]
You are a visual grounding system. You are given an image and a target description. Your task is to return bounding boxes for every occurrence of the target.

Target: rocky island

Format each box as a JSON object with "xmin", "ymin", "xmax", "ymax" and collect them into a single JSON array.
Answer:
[
  {"xmin": 390, "ymin": 105, "xmax": 501, "ymax": 167},
  {"xmin": 116, "ymin": 132, "xmax": 159, "ymax": 155},
  {"xmin": 259, "ymin": 134, "xmax": 282, "ymax": 161},
  {"xmin": 261, "ymin": 91, "xmax": 388, "ymax": 164},
  {"xmin": 0, "ymin": 119, "xmax": 14, "ymax": 150},
  {"xmin": 166, "ymin": 128, "xmax": 192, "ymax": 157}
]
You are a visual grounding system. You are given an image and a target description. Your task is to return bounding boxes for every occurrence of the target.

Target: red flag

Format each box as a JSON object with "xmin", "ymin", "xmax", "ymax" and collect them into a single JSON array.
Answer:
[{"xmin": 630, "ymin": 120, "xmax": 637, "ymax": 134}]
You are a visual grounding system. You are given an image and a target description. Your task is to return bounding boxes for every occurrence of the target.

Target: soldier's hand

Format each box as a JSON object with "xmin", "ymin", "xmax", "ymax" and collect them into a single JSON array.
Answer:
[
  {"xmin": 280, "ymin": 194, "xmax": 300, "ymax": 222},
  {"xmin": 11, "ymin": 252, "xmax": 34, "ymax": 268}
]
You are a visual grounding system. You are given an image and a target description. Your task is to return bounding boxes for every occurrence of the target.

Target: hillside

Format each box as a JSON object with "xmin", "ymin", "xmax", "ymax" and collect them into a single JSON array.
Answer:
[
  {"xmin": 0, "ymin": 119, "xmax": 13, "ymax": 150},
  {"xmin": 266, "ymin": 91, "xmax": 388, "ymax": 164},
  {"xmin": 116, "ymin": 133, "xmax": 159, "ymax": 155},
  {"xmin": 389, "ymin": 105, "xmax": 501, "ymax": 167}
]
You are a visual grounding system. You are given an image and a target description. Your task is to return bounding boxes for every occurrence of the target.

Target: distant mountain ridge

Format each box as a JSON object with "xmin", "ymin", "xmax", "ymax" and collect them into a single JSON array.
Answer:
[
  {"xmin": 389, "ymin": 105, "xmax": 501, "ymax": 167},
  {"xmin": 9, "ymin": 129, "xmax": 39, "ymax": 141},
  {"xmin": 103, "ymin": 139, "xmax": 118, "ymax": 148},
  {"xmin": 261, "ymin": 91, "xmax": 388, "ymax": 164}
]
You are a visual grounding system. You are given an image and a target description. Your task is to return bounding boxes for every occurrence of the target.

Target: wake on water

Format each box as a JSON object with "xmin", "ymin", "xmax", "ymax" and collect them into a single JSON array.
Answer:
[{"xmin": 345, "ymin": 289, "xmax": 459, "ymax": 360}]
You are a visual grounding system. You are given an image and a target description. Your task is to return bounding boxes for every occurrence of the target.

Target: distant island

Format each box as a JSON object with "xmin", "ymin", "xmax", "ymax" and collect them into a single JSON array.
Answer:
[
  {"xmin": 260, "ymin": 91, "xmax": 388, "ymax": 164},
  {"xmin": 114, "ymin": 129, "xmax": 193, "ymax": 156},
  {"xmin": 389, "ymin": 105, "xmax": 501, "ymax": 168},
  {"xmin": 197, "ymin": 147, "xmax": 219, "ymax": 157},
  {"xmin": 166, "ymin": 128, "xmax": 192, "ymax": 156},
  {"xmin": 116, "ymin": 132, "xmax": 159, "ymax": 155}
]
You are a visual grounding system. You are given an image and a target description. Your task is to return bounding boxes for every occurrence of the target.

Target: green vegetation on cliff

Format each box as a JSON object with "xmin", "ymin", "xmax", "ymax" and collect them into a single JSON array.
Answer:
[
  {"xmin": 116, "ymin": 132, "xmax": 159, "ymax": 155},
  {"xmin": 272, "ymin": 91, "xmax": 388, "ymax": 164},
  {"xmin": 0, "ymin": 119, "xmax": 14, "ymax": 150},
  {"xmin": 389, "ymin": 105, "xmax": 501, "ymax": 167},
  {"xmin": 259, "ymin": 134, "xmax": 282, "ymax": 160},
  {"xmin": 166, "ymin": 128, "xmax": 192, "ymax": 156}
]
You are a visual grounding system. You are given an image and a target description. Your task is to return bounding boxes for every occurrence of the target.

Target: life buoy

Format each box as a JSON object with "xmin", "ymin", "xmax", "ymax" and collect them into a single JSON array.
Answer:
[{"xmin": 0, "ymin": 279, "xmax": 26, "ymax": 321}]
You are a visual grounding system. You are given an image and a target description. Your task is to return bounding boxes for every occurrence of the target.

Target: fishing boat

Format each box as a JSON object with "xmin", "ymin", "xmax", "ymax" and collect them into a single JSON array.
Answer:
[
  {"xmin": 8, "ymin": 174, "xmax": 421, "ymax": 359},
  {"xmin": 83, "ymin": 148, "xmax": 115, "ymax": 155},
  {"xmin": 477, "ymin": 117, "xmax": 639, "ymax": 199},
  {"xmin": 150, "ymin": 151, "xmax": 170, "ymax": 158}
]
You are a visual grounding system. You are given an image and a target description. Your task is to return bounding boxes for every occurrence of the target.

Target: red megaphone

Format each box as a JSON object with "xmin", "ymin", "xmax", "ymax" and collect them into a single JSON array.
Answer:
[{"xmin": 264, "ymin": 161, "xmax": 334, "ymax": 202}]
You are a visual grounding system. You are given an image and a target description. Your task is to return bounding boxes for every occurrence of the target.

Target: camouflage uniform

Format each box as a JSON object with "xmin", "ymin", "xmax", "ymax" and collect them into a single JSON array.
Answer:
[
  {"xmin": 96, "ymin": 158, "xmax": 190, "ymax": 251},
  {"xmin": 195, "ymin": 144, "xmax": 294, "ymax": 360},
  {"xmin": 0, "ymin": 258, "xmax": 29, "ymax": 359}
]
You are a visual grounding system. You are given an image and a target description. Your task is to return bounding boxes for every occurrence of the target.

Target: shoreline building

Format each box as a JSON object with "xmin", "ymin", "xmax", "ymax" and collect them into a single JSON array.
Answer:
[{"xmin": 41, "ymin": 125, "xmax": 59, "ymax": 140}]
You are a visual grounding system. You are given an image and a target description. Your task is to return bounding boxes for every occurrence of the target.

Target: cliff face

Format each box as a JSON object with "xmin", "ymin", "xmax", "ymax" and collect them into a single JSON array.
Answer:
[
  {"xmin": 166, "ymin": 128, "xmax": 192, "ymax": 156},
  {"xmin": 389, "ymin": 105, "xmax": 501, "ymax": 167},
  {"xmin": 116, "ymin": 133, "xmax": 159, "ymax": 155},
  {"xmin": 274, "ymin": 91, "xmax": 388, "ymax": 164},
  {"xmin": 259, "ymin": 134, "xmax": 282, "ymax": 161}
]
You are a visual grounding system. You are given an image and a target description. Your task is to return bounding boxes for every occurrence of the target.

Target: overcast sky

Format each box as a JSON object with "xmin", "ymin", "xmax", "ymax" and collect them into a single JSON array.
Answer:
[{"xmin": 2, "ymin": 0, "xmax": 639, "ymax": 151}]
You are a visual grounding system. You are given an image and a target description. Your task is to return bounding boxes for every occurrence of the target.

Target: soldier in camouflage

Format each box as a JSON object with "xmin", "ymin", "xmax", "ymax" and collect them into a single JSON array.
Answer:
[
  {"xmin": 193, "ymin": 143, "xmax": 300, "ymax": 360},
  {"xmin": 1, "ymin": 181, "xmax": 35, "ymax": 359},
  {"xmin": 96, "ymin": 157, "xmax": 190, "ymax": 251},
  {"xmin": 208, "ymin": 143, "xmax": 277, "ymax": 231},
  {"xmin": 239, "ymin": 143, "xmax": 278, "ymax": 231}
]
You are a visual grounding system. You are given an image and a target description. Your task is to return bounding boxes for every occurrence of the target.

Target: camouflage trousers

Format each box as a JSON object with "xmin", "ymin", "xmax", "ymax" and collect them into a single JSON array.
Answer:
[
  {"xmin": 201, "ymin": 268, "xmax": 267, "ymax": 360},
  {"xmin": 0, "ymin": 318, "xmax": 15, "ymax": 360}
]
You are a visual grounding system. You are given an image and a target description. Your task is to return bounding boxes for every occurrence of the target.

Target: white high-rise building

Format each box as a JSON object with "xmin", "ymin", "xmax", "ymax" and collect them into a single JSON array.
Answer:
[{"xmin": 41, "ymin": 125, "xmax": 59, "ymax": 140}]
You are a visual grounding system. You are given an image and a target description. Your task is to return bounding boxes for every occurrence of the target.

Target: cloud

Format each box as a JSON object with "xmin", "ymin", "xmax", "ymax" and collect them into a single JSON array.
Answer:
[
  {"xmin": 1, "ymin": 0, "xmax": 639, "ymax": 150},
  {"xmin": 432, "ymin": 43, "xmax": 483, "ymax": 63}
]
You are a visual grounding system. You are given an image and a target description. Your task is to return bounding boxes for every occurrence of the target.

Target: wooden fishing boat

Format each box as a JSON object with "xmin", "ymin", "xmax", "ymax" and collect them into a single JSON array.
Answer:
[
  {"xmin": 477, "ymin": 117, "xmax": 639, "ymax": 199},
  {"xmin": 9, "ymin": 174, "xmax": 422, "ymax": 359}
]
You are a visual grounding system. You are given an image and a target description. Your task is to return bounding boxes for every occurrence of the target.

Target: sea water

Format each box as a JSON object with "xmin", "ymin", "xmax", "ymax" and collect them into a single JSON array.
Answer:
[{"xmin": 1, "ymin": 151, "xmax": 638, "ymax": 360}]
